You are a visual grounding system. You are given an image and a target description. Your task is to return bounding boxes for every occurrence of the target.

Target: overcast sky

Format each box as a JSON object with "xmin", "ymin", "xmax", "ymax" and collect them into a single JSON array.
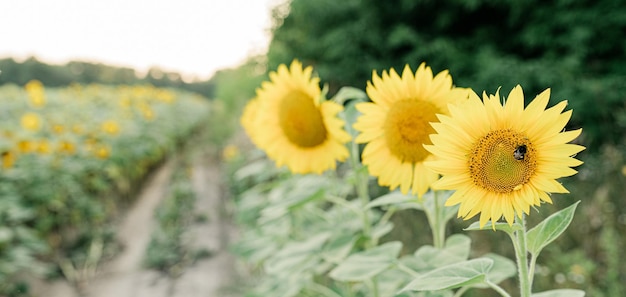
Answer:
[{"xmin": 0, "ymin": 0, "xmax": 282, "ymax": 80}]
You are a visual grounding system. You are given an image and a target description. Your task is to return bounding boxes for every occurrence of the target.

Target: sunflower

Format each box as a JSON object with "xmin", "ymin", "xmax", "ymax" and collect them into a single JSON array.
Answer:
[
  {"xmin": 425, "ymin": 86, "xmax": 584, "ymax": 228},
  {"xmin": 240, "ymin": 98, "xmax": 261, "ymax": 147},
  {"xmin": 25, "ymin": 80, "xmax": 46, "ymax": 108},
  {"xmin": 247, "ymin": 60, "xmax": 351, "ymax": 174},
  {"xmin": 101, "ymin": 120, "xmax": 121, "ymax": 136},
  {"xmin": 1, "ymin": 150, "xmax": 16, "ymax": 169},
  {"xmin": 20, "ymin": 112, "xmax": 42, "ymax": 132},
  {"xmin": 353, "ymin": 63, "xmax": 469, "ymax": 197}
]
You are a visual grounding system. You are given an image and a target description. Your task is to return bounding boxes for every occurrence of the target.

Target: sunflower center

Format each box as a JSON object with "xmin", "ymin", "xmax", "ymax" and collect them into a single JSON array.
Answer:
[
  {"xmin": 468, "ymin": 130, "xmax": 537, "ymax": 193},
  {"xmin": 278, "ymin": 90, "xmax": 328, "ymax": 148},
  {"xmin": 384, "ymin": 99, "xmax": 439, "ymax": 163}
]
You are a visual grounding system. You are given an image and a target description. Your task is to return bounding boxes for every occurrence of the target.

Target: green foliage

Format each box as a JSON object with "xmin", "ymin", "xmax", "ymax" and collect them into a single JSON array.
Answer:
[
  {"xmin": 206, "ymin": 56, "xmax": 267, "ymax": 147},
  {"xmin": 532, "ymin": 289, "xmax": 585, "ymax": 297},
  {"xmin": 402, "ymin": 258, "xmax": 493, "ymax": 292},
  {"xmin": 329, "ymin": 241, "xmax": 402, "ymax": 282},
  {"xmin": 0, "ymin": 84, "xmax": 210, "ymax": 295},
  {"xmin": 527, "ymin": 144, "xmax": 626, "ymax": 296},
  {"xmin": 229, "ymin": 151, "xmax": 519, "ymax": 296},
  {"xmin": 267, "ymin": 0, "xmax": 626, "ymax": 149}
]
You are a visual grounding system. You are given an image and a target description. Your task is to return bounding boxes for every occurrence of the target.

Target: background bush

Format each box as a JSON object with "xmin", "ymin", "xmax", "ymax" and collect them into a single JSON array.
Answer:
[{"xmin": 267, "ymin": 0, "xmax": 626, "ymax": 150}]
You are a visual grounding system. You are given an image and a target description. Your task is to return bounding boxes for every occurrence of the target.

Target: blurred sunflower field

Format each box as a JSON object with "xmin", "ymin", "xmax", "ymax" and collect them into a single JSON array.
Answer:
[{"xmin": 0, "ymin": 81, "xmax": 210, "ymax": 294}]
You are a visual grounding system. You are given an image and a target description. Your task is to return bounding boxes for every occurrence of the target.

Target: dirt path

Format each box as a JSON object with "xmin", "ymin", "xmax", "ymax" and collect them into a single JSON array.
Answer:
[
  {"xmin": 168, "ymin": 153, "xmax": 238, "ymax": 297},
  {"xmin": 30, "ymin": 151, "xmax": 238, "ymax": 297}
]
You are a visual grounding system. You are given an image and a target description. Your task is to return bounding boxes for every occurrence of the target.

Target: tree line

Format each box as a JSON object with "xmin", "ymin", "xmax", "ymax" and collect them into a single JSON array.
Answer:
[
  {"xmin": 0, "ymin": 57, "xmax": 214, "ymax": 98},
  {"xmin": 266, "ymin": 0, "xmax": 626, "ymax": 150}
]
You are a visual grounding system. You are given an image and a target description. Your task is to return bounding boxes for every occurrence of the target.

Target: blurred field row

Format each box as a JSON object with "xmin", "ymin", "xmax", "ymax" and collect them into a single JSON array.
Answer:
[{"xmin": 0, "ymin": 82, "xmax": 210, "ymax": 295}]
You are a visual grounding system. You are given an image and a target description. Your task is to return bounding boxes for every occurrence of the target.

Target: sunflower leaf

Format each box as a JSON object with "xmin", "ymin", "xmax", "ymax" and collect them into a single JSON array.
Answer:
[
  {"xmin": 264, "ymin": 232, "xmax": 331, "ymax": 276},
  {"xmin": 341, "ymin": 100, "xmax": 363, "ymax": 138},
  {"xmin": 319, "ymin": 83, "xmax": 330, "ymax": 104},
  {"xmin": 531, "ymin": 289, "xmax": 585, "ymax": 297},
  {"xmin": 332, "ymin": 86, "xmax": 368, "ymax": 105},
  {"xmin": 329, "ymin": 241, "xmax": 402, "ymax": 282},
  {"xmin": 365, "ymin": 191, "xmax": 422, "ymax": 210},
  {"xmin": 400, "ymin": 258, "xmax": 493, "ymax": 292},
  {"xmin": 465, "ymin": 221, "xmax": 522, "ymax": 235},
  {"xmin": 403, "ymin": 234, "xmax": 472, "ymax": 272},
  {"xmin": 320, "ymin": 234, "xmax": 357, "ymax": 264},
  {"xmin": 471, "ymin": 253, "xmax": 517, "ymax": 288},
  {"xmin": 527, "ymin": 201, "xmax": 580, "ymax": 255}
]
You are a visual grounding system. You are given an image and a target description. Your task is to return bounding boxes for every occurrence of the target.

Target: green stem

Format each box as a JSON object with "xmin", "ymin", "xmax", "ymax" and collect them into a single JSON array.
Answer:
[
  {"xmin": 434, "ymin": 190, "xmax": 446, "ymax": 248},
  {"xmin": 379, "ymin": 207, "xmax": 397, "ymax": 226},
  {"xmin": 486, "ymin": 281, "xmax": 513, "ymax": 297},
  {"xmin": 357, "ymin": 169, "xmax": 371, "ymax": 245},
  {"xmin": 452, "ymin": 286, "xmax": 470, "ymax": 297},
  {"xmin": 369, "ymin": 277, "xmax": 380, "ymax": 297},
  {"xmin": 326, "ymin": 195, "xmax": 361, "ymax": 216},
  {"xmin": 510, "ymin": 215, "xmax": 532, "ymax": 297},
  {"xmin": 396, "ymin": 262, "xmax": 420, "ymax": 278},
  {"xmin": 349, "ymin": 139, "xmax": 372, "ymax": 247},
  {"xmin": 425, "ymin": 191, "xmax": 445, "ymax": 249},
  {"xmin": 528, "ymin": 253, "xmax": 538, "ymax": 290}
]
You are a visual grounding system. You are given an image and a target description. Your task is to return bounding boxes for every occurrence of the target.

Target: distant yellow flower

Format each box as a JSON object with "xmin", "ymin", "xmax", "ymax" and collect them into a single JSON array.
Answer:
[
  {"xmin": 1, "ymin": 150, "xmax": 16, "ymax": 169},
  {"xmin": 36, "ymin": 139, "xmax": 52, "ymax": 154},
  {"xmin": 17, "ymin": 140, "xmax": 34, "ymax": 153},
  {"xmin": 120, "ymin": 97, "xmax": 132, "ymax": 109},
  {"xmin": 2, "ymin": 130, "xmax": 14, "ymax": 139},
  {"xmin": 247, "ymin": 60, "xmax": 351, "ymax": 174},
  {"xmin": 25, "ymin": 80, "xmax": 46, "ymax": 108},
  {"xmin": 52, "ymin": 124, "xmax": 65, "ymax": 134},
  {"xmin": 155, "ymin": 90, "xmax": 175, "ymax": 103},
  {"xmin": 353, "ymin": 63, "xmax": 469, "ymax": 197},
  {"xmin": 140, "ymin": 106, "xmax": 155, "ymax": 120},
  {"xmin": 101, "ymin": 120, "xmax": 120, "ymax": 135},
  {"xmin": 94, "ymin": 144, "xmax": 111, "ymax": 159},
  {"xmin": 72, "ymin": 124, "xmax": 84, "ymax": 134},
  {"xmin": 425, "ymin": 86, "xmax": 585, "ymax": 228},
  {"xmin": 222, "ymin": 145, "xmax": 240, "ymax": 161},
  {"xmin": 57, "ymin": 140, "xmax": 76, "ymax": 155},
  {"xmin": 21, "ymin": 112, "xmax": 42, "ymax": 132}
]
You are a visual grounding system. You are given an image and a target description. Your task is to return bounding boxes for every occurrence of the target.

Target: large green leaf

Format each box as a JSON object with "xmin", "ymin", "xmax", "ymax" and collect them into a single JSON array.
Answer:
[
  {"xmin": 341, "ymin": 100, "xmax": 363, "ymax": 138},
  {"xmin": 230, "ymin": 230, "xmax": 279, "ymax": 264},
  {"xmin": 320, "ymin": 234, "xmax": 357, "ymax": 264},
  {"xmin": 253, "ymin": 272, "xmax": 312, "ymax": 297},
  {"xmin": 376, "ymin": 267, "xmax": 415, "ymax": 297},
  {"xmin": 471, "ymin": 253, "xmax": 517, "ymax": 288},
  {"xmin": 527, "ymin": 201, "xmax": 580, "ymax": 255},
  {"xmin": 329, "ymin": 241, "xmax": 402, "ymax": 282},
  {"xmin": 400, "ymin": 258, "xmax": 494, "ymax": 292},
  {"xmin": 259, "ymin": 175, "xmax": 332, "ymax": 222},
  {"xmin": 404, "ymin": 234, "xmax": 472, "ymax": 272},
  {"xmin": 465, "ymin": 221, "xmax": 522, "ymax": 234},
  {"xmin": 0, "ymin": 227, "xmax": 12, "ymax": 244},
  {"xmin": 531, "ymin": 289, "xmax": 585, "ymax": 297},
  {"xmin": 264, "ymin": 232, "xmax": 331, "ymax": 276},
  {"xmin": 332, "ymin": 86, "xmax": 368, "ymax": 105},
  {"xmin": 234, "ymin": 159, "xmax": 271, "ymax": 181},
  {"xmin": 372, "ymin": 221, "xmax": 394, "ymax": 242},
  {"xmin": 366, "ymin": 191, "xmax": 423, "ymax": 211}
]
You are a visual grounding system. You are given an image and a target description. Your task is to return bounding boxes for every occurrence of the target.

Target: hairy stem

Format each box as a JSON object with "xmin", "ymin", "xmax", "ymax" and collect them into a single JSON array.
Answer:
[{"xmin": 510, "ymin": 215, "xmax": 532, "ymax": 297}]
